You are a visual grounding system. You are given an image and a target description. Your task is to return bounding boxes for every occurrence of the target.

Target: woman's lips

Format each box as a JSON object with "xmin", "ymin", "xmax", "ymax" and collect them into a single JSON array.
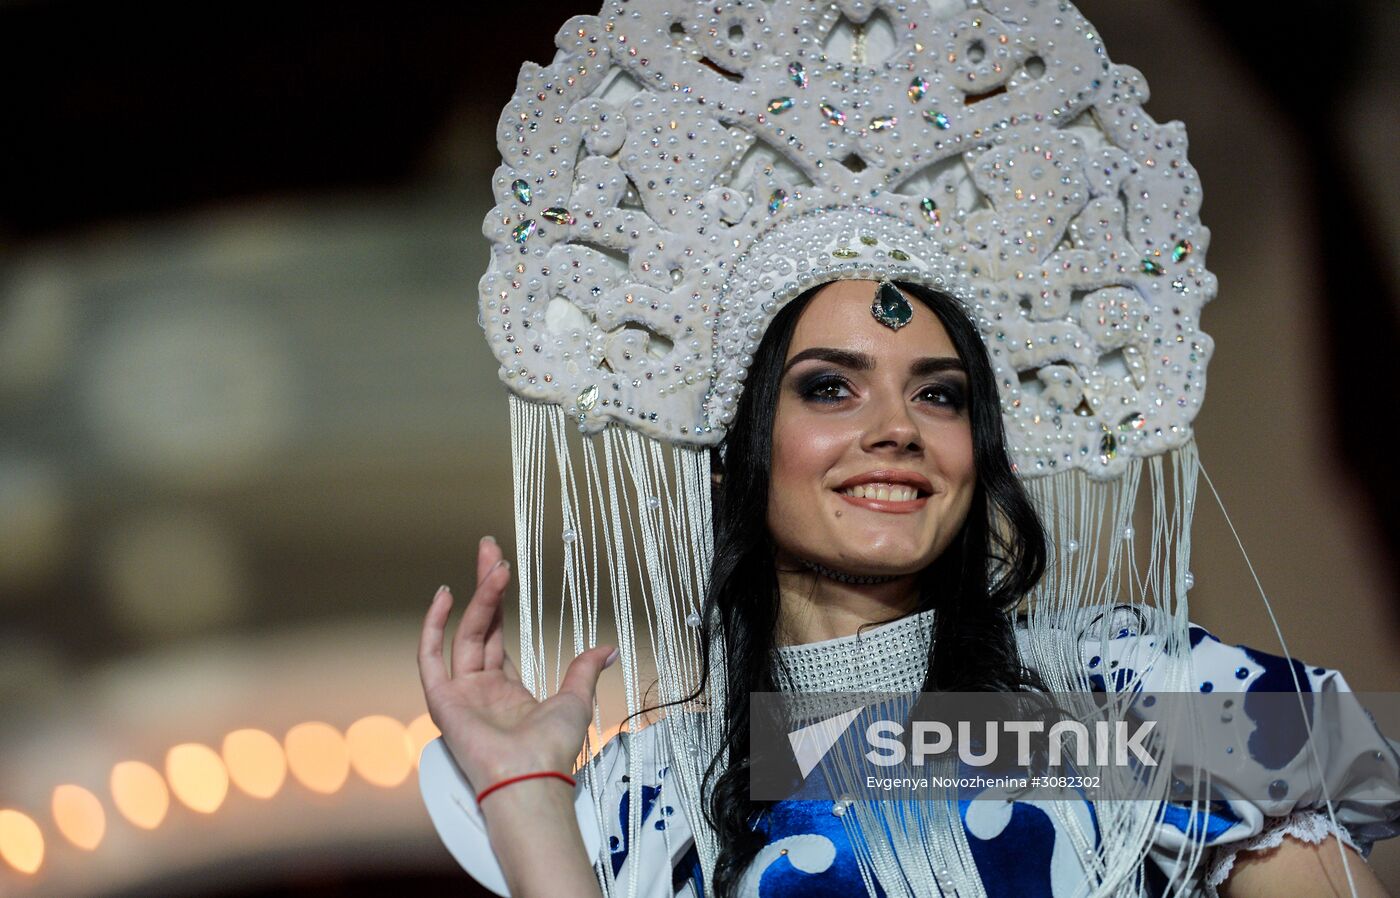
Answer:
[{"xmin": 834, "ymin": 490, "xmax": 928, "ymax": 514}]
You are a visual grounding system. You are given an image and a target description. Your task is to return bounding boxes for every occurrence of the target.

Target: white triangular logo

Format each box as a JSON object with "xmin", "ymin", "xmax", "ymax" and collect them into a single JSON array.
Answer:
[{"xmin": 787, "ymin": 707, "xmax": 866, "ymax": 778}]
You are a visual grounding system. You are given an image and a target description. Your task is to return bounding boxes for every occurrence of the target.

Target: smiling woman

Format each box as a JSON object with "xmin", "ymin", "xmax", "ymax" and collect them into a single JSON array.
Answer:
[
  {"xmin": 414, "ymin": 0, "xmax": 1400, "ymax": 894},
  {"xmin": 690, "ymin": 277, "xmax": 1057, "ymax": 893}
]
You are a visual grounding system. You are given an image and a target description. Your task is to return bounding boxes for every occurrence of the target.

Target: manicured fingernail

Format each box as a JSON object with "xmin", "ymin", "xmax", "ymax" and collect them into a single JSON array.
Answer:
[
  {"xmin": 604, "ymin": 648, "xmax": 619, "ymax": 668},
  {"xmin": 482, "ymin": 535, "xmax": 497, "ymax": 544},
  {"xmin": 435, "ymin": 585, "xmax": 451, "ymax": 601}
]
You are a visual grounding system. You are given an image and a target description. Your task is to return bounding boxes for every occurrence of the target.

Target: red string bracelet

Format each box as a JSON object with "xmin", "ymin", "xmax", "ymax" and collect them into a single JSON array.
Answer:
[{"xmin": 476, "ymin": 771, "xmax": 577, "ymax": 803}]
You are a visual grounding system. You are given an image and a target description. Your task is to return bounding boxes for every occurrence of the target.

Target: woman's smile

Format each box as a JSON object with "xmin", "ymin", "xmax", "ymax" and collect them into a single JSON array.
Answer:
[{"xmin": 833, "ymin": 469, "xmax": 934, "ymax": 513}]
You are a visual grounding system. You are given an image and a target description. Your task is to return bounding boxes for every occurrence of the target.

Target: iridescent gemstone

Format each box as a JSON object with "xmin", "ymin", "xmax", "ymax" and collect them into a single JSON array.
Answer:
[
  {"xmin": 859, "ymin": 234, "xmax": 877, "ymax": 245},
  {"xmin": 542, "ymin": 207, "xmax": 576, "ymax": 225},
  {"xmin": 511, "ymin": 219, "xmax": 536, "ymax": 243},
  {"xmin": 1141, "ymin": 257, "xmax": 1164, "ymax": 276},
  {"xmin": 1172, "ymin": 239, "xmax": 1193, "ymax": 262},
  {"xmin": 924, "ymin": 109, "xmax": 951, "ymax": 129},
  {"xmin": 768, "ymin": 188, "xmax": 788, "ymax": 213},
  {"xmin": 1099, "ymin": 431, "xmax": 1117, "ymax": 463},
  {"xmin": 787, "ymin": 61, "xmax": 807, "ymax": 88},
  {"xmin": 890, "ymin": 249, "xmax": 910, "ymax": 261},
  {"xmin": 819, "ymin": 102, "xmax": 846, "ymax": 126},
  {"xmin": 767, "ymin": 96, "xmax": 794, "ymax": 114},
  {"xmin": 907, "ymin": 76, "xmax": 928, "ymax": 102},
  {"xmin": 832, "ymin": 247, "xmax": 859, "ymax": 259},
  {"xmin": 869, "ymin": 115, "xmax": 897, "ymax": 131},
  {"xmin": 919, "ymin": 197, "xmax": 940, "ymax": 225},
  {"xmin": 511, "ymin": 178, "xmax": 532, "ymax": 205},
  {"xmin": 1118, "ymin": 412, "xmax": 1145, "ymax": 431},
  {"xmin": 577, "ymin": 384, "xmax": 599, "ymax": 411},
  {"xmin": 871, "ymin": 281, "xmax": 913, "ymax": 330}
]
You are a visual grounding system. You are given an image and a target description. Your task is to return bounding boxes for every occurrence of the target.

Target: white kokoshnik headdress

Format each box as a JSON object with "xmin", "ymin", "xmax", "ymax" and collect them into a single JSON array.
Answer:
[{"xmin": 475, "ymin": 0, "xmax": 1218, "ymax": 894}]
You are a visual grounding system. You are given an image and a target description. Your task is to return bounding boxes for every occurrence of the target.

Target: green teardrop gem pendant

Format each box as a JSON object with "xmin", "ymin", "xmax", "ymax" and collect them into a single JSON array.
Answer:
[{"xmin": 872, "ymin": 281, "xmax": 913, "ymax": 330}]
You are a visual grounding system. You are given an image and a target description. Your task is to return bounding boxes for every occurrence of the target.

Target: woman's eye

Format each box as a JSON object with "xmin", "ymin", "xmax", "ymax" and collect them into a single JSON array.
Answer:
[
  {"xmin": 919, "ymin": 383, "xmax": 966, "ymax": 409},
  {"xmin": 798, "ymin": 375, "xmax": 850, "ymax": 402}
]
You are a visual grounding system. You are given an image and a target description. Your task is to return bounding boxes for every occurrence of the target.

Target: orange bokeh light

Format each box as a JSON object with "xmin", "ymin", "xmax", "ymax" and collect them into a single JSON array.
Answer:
[
  {"xmin": 166, "ymin": 743, "xmax": 230, "ymax": 814},
  {"xmin": 52, "ymin": 785, "xmax": 105, "ymax": 851},
  {"xmin": 346, "ymin": 716, "xmax": 412, "ymax": 788},
  {"xmin": 284, "ymin": 722, "xmax": 349, "ymax": 794},
  {"xmin": 0, "ymin": 809, "xmax": 44, "ymax": 874},
  {"xmin": 406, "ymin": 713, "xmax": 440, "ymax": 768},
  {"xmin": 223, "ymin": 728, "xmax": 287, "ymax": 799},
  {"xmin": 110, "ymin": 761, "xmax": 170, "ymax": 830}
]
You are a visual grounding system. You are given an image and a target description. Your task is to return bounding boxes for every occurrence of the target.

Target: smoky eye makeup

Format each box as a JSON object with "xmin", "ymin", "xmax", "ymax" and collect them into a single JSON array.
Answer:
[
  {"xmin": 919, "ymin": 377, "xmax": 968, "ymax": 410},
  {"xmin": 791, "ymin": 369, "xmax": 851, "ymax": 403}
]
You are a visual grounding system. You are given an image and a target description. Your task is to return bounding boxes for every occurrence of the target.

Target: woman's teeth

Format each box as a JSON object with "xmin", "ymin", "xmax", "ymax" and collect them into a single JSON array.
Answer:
[{"xmin": 840, "ymin": 483, "xmax": 920, "ymax": 501}]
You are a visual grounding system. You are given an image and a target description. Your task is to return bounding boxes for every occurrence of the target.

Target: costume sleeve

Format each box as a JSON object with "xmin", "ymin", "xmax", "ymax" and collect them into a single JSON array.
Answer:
[
  {"xmin": 417, "ymin": 723, "xmax": 696, "ymax": 897},
  {"xmin": 591, "ymin": 722, "xmax": 701, "ymax": 897},
  {"xmin": 1068, "ymin": 610, "xmax": 1400, "ymax": 890}
]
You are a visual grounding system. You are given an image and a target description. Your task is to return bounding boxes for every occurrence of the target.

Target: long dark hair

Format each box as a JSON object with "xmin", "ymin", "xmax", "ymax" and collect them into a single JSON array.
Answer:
[{"xmin": 625, "ymin": 280, "xmax": 1047, "ymax": 896}]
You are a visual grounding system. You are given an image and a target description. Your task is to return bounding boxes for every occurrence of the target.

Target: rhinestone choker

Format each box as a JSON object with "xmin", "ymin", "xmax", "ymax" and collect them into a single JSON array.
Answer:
[{"xmin": 798, "ymin": 558, "xmax": 903, "ymax": 585}]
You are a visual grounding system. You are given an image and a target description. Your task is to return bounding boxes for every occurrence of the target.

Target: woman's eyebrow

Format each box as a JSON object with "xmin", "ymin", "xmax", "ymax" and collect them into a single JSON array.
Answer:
[
  {"xmin": 910, "ymin": 356, "xmax": 966, "ymax": 378},
  {"xmin": 783, "ymin": 347, "xmax": 966, "ymax": 377},
  {"xmin": 783, "ymin": 347, "xmax": 872, "ymax": 375}
]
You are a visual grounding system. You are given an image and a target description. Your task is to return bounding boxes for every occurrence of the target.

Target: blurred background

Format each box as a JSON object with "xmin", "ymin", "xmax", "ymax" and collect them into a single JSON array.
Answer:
[{"xmin": 1, "ymin": 0, "xmax": 1396, "ymax": 894}]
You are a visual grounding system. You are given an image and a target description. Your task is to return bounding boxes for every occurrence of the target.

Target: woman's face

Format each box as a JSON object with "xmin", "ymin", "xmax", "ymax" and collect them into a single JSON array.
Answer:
[{"xmin": 767, "ymin": 280, "xmax": 976, "ymax": 577}]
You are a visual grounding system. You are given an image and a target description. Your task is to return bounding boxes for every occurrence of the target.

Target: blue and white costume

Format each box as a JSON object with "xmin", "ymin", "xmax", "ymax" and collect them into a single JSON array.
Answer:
[{"xmin": 421, "ymin": 608, "xmax": 1400, "ymax": 897}]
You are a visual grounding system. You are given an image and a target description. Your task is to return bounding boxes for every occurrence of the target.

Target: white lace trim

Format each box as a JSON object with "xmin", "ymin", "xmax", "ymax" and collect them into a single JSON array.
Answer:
[{"xmin": 1203, "ymin": 809, "xmax": 1363, "ymax": 897}]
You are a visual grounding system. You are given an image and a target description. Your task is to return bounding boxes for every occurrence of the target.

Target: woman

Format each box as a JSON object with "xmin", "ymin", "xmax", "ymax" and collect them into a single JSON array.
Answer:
[{"xmin": 419, "ymin": 279, "xmax": 1396, "ymax": 897}]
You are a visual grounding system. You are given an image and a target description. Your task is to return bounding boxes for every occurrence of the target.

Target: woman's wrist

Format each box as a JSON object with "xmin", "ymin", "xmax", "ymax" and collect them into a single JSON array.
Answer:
[{"xmin": 477, "ymin": 769, "xmax": 578, "ymax": 820}]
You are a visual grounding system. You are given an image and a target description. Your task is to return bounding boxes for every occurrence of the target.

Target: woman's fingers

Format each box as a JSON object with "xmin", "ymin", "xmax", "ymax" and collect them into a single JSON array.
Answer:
[
  {"xmin": 556, "ymin": 645, "xmax": 618, "ymax": 709},
  {"xmin": 482, "ymin": 590, "xmax": 507, "ymax": 671},
  {"xmin": 454, "ymin": 538, "xmax": 511, "ymax": 673},
  {"xmin": 418, "ymin": 585, "xmax": 453, "ymax": 693}
]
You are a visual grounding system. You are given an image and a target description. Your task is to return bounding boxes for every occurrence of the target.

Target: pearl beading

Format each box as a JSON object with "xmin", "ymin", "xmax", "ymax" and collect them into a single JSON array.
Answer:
[{"xmin": 478, "ymin": 0, "xmax": 1217, "ymax": 481}]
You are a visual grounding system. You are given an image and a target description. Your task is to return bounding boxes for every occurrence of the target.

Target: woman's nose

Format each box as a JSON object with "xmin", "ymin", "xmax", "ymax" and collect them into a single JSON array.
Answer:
[{"xmin": 861, "ymin": 395, "xmax": 922, "ymax": 452}]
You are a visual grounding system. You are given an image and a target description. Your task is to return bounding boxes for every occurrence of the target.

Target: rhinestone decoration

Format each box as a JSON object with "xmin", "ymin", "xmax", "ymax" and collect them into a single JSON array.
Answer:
[
  {"xmin": 872, "ymin": 281, "xmax": 914, "ymax": 331},
  {"xmin": 923, "ymin": 109, "xmax": 951, "ymax": 129},
  {"xmin": 510, "ymin": 219, "xmax": 535, "ymax": 244},
  {"xmin": 477, "ymin": 0, "xmax": 1218, "ymax": 480}
]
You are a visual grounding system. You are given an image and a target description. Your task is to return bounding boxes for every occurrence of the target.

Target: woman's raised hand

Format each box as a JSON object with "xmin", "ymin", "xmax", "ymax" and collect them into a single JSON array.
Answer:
[{"xmin": 418, "ymin": 536, "xmax": 617, "ymax": 796}]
